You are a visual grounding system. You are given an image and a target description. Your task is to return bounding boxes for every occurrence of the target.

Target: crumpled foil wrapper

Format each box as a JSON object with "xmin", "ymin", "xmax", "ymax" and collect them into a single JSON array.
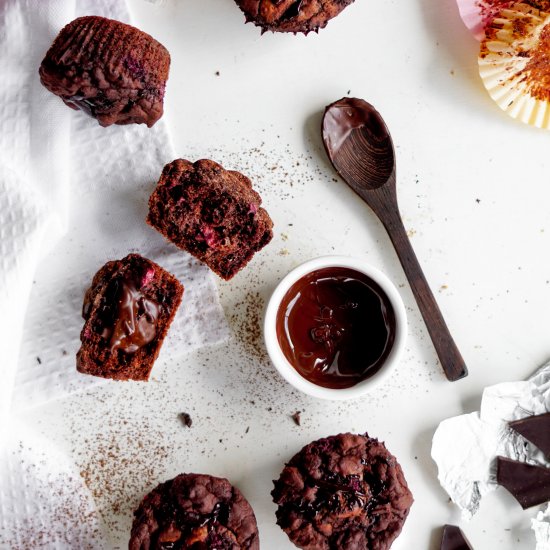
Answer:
[{"xmin": 432, "ymin": 361, "xmax": 550, "ymax": 546}]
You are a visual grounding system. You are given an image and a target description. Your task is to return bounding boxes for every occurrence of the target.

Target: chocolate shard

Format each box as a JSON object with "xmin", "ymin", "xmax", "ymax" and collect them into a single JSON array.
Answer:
[
  {"xmin": 440, "ymin": 525, "xmax": 473, "ymax": 550},
  {"xmin": 509, "ymin": 412, "xmax": 550, "ymax": 457},
  {"xmin": 497, "ymin": 456, "xmax": 550, "ymax": 509}
]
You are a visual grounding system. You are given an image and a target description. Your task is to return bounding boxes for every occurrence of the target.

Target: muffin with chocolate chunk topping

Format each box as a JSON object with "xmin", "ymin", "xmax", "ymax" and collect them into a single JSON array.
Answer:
[
  {"xmin": 129, "ymin": 473, "xmax": 260, "ymax": 550},
  {"xmin": 272, "ymin": 433, "xmax": 413, "ymax": 550},
  {"xmin": 235, "ymin": 0, "xmax": 355, "ymax": 34},
  {"xmin": 76, "ymin": 254, "xmax": 183, "ymax": 381},
  {"xmin": 39, "ymin": 16, "xmax": 170, "ymax": 127}
]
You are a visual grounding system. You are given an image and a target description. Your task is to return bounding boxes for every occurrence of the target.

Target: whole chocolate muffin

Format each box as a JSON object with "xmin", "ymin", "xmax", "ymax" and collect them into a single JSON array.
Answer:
[
  {"xmin": 129, "ymin": 473, "xmax": 260, "ymax": 550},
  {"xmin": 235, "ymin": 0, "xmax": 355, "ymax": 34},
  {"xmin": 39, "ymin": 16, "xmax": 170, "ymax": 127},
  {"xmin": 272, "ymin": 433, "xmax": 413, "ymax": 550}
]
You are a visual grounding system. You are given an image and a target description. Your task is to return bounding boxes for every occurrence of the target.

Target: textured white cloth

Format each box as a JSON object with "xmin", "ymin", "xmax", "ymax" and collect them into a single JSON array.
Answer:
[
  {"xmin": 0, "ymin": 419, "xmax": 107, "ymax": 549},
  {"xmin": 0, "ymin": 0, "xmax": 75, "ymax": 432},
  {"xmin": 0, "ymin": 0, "xmax": 228, "ymax": 546},
  {"xmin": 2, "ymin": 0, "xmax": 229, "ymax": 419}
]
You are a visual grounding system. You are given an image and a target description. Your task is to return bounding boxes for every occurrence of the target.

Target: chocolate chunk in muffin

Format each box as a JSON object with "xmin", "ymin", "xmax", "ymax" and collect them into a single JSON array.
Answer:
[
  {"xmin": 272, "ymin": 433, "xmax": 413, "ymax": 550},
  {"xmin": 39, "ymin": 16, "xmax": 170, "ymax": 127},
  {"xmin": 129, "ymin": 473, "xmax": 260, "ymax": 550},
  {"xmin": 235, "ymin": 0, "xmax": 355, "ymax": 34},
  {"xmin": 147, "ymin": 159, "xmax": 273, "ymax": 280},
  {"xmin": 76, "ymin": 254, "xmax": 183, "ymax": 381}
]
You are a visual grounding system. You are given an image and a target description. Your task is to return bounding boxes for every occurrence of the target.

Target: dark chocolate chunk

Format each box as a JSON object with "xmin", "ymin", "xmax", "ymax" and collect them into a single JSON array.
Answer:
[
  {"xmin": 497, "ymin": 456, "xmax": 550, "ymax": 509},
  {"xmin": 291, "ymin": 411, "xmax": 301, "ymax": 426},
  {"xmin": 440, "ymin": 524, "xmax": 473, "ymax": 550},
  {"xmin": 509, "ymin": 412, "xmax": 550, "ymax": 457}
]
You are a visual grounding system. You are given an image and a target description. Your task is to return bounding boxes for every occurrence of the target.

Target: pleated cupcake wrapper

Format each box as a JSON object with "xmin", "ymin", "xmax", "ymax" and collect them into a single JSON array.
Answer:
[
  {"xmin": 456, "ymin": 0, "xmax": 514, "ymax": 40},
  {"xmin": 479, "ymin": 3, "xmax": 550, "ymax": 128}
]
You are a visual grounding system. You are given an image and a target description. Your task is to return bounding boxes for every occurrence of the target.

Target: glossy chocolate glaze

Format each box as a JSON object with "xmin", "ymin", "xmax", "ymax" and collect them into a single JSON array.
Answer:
[
  {"xmin": 323, "ymin": 98, "xmax": 391, "ymax": 166},
  {"xmin": 276, "ymin": 267, "xmax": 395, "ymax": 389},
  {"xmin": 101, "ymin": 277, "xmax": 160, "ymax": 354}
]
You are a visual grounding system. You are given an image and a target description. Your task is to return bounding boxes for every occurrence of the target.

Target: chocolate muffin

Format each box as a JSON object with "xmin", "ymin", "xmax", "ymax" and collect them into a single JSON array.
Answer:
[
  {"xmin": 147, "ymin": 159, "xmax": 273, "ymax": 280},
  {"xmin": 76, "ymin": 254, "xmax": 183, "ymax": 381},
  {"xmin": 272, "ymin": 433, "xmax": 413, "ymax": 550},
  {"xmin": 129, "ymin": 473, "xmax": 260, "ymax": 549},
  {"xmin": 39, "ymin": 16, "xmax": 170, "ymax": 127},
  {"xmin": 235, "ymin": 0, "xmax": 355, "ymax": 34}
]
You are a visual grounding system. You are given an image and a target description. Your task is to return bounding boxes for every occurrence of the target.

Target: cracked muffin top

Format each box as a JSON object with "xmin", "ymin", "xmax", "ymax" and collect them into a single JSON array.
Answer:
[{"xmin": 272, "ymin": 433, "xmax": 413, "ymax": 550}]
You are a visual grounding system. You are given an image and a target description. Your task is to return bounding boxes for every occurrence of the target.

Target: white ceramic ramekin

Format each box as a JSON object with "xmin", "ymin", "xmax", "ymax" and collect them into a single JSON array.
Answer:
[{"xmin": 264, "ymin": 256, "xmax": 407, "ymax": 400}]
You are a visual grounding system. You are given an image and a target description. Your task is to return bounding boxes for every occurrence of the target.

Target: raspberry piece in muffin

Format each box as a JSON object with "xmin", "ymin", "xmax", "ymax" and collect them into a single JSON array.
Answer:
[
  {"xmin": 129, "ymin": 473, "xmax": 260, "ymax": 550},
  {"xmin": 76, "ymin": 254, "xmax": 183, "ymax": 381},
  {"xmin": 272, "ymin": 433, "xmax": 413, "ymax": 550},
  {"xmin": 39, "ymin": 16, "xmax": 170, "ymax": 127},
  {"xmin": 235, "ymin": 0, "xmax": 355, "ymax": 34},
  {"xmin": 147, "ymin": 159, "xmax": 273, "ymax": 280}
]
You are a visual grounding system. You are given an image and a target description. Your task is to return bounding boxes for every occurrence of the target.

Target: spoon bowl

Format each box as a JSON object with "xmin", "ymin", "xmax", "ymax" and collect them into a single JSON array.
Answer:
[
  {"xmin": 322, "ymin": 97, "xmax": 467, "ymax": 382},
  {"xmin": 323, "ymin": 98, "xmax": 395, "ymax": 190}
]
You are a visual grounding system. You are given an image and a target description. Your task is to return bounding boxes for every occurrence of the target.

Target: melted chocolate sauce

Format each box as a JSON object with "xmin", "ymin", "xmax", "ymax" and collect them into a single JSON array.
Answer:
[
  {"xmin": 276, "ymin": 267, "xmax": 395, "ymax": 389},
  {"xmin": 101, "ymin": 276, "xmax": 160, "ymax": 354}
]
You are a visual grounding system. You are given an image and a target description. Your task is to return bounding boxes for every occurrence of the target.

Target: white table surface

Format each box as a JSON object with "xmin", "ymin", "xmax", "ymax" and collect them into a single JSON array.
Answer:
[{"xmin": 16, "ymin": 0, "xmax": 550, "ymax": 548}]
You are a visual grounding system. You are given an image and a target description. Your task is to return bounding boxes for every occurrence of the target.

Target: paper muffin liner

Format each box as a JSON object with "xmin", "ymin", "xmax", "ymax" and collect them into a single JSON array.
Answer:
[
  {"xmin": 479, "ymin": 2, "xmax": 550, "ymax": 128},
  {"xmin": 457, "ymin": 0, "xmax": 513, "ymax": 40}
]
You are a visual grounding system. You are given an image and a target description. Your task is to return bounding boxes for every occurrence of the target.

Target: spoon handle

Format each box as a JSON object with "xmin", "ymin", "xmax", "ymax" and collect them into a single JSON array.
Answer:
[{"xmin": 379, "ymin": 208, "xmax": 468, "ymax": 381}]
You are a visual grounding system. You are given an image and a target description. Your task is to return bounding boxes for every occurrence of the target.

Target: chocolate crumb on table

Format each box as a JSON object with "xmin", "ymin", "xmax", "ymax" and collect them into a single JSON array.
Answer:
[
  {"xmin": 129, "ymin": 473, "xmax": 260, "ymax": 549},
  {"xmin": 147, "ymin": 159, "xmax": 273, "ymax": 280},
  {"xmin": 272, "ymin": 433, "xmax": 413, "ymax": 550},
  {"xmin": 179, "ymin": 412, "xmax": 193, "ymax": 428},
  {"xmin": 291, "ymin": 411, "xmax": 301, "ymax": 426},
  {"xmin": 39, "ymin": 16, "xmax": 170, "ymax": 127},
  {"xmin": 76, "ymin": 254, "xmax": 183, "ymax": 381},
  {"xmin": 509, "ymin": 412, "xmax": 550, "ymax": 457}
]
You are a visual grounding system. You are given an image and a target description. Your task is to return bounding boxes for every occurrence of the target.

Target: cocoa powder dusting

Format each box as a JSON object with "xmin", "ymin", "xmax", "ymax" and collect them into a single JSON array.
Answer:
[{"xmin": 230, "ymin": 291, "xmax": 268, "ymax": 362}]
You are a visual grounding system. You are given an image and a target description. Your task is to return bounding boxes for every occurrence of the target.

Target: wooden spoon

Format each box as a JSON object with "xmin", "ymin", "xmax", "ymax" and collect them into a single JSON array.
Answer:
[{"xmin": 322, "ymin": 97, "xmax": 467, "ymax": 382}]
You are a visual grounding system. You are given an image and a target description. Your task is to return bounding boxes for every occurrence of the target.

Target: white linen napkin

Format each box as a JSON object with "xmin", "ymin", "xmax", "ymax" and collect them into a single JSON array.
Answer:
[
  {"xmin": 2, "ymin": 0, "xmax": 229, "ymax": 418},
  {"xmin": 0, "ymin": 0, "xmax": 229, "ymax": 545},
  {"xmin": 0, "ymin": 419, "xmax": 107, "ymax": 549},
  {"xmin": 0, "ymin": 0, "xmax": 75, "ymax": 432}
]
